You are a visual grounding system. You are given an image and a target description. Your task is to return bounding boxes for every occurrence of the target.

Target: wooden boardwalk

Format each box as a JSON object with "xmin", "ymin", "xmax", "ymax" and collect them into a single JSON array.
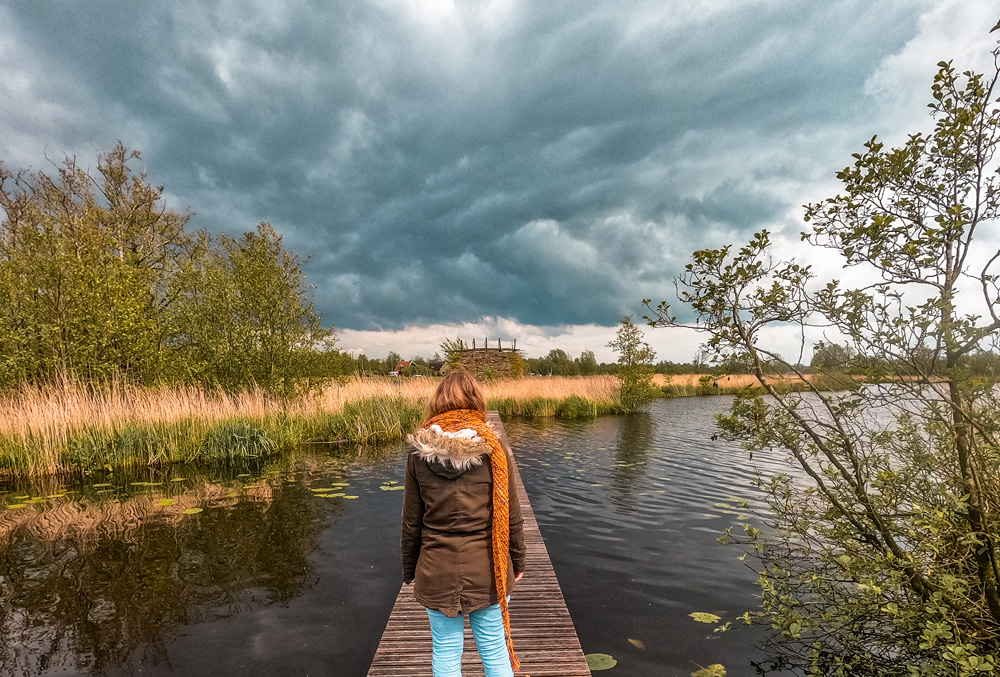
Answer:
[{"xmin": 367, "ymin": 413, "xmax": 591, "ymax": 676}]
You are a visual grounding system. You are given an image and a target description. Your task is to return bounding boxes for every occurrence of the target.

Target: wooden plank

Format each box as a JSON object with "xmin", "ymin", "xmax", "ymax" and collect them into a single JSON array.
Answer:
[{"xmin": 367, "ymin": 413, "xmax": 591, "ymax": 676}]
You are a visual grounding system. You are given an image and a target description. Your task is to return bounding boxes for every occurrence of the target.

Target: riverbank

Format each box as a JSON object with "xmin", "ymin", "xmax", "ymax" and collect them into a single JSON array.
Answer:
[
  {"xmin": 0, "ymin": 376, "xmax": 623, "ymax": 477},
  {"xmin": 0, "ymin": 373, "xmax": 842, "ymax": 478}
]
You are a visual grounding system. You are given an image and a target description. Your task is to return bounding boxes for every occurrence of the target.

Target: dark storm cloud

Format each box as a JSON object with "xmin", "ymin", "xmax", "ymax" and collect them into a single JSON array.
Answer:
[{"xmin": 1, "ymin": 0, "xmax": 926, "ymax": 329}]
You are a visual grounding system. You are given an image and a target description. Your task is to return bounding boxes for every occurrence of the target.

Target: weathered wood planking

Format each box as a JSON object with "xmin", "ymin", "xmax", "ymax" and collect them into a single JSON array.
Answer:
[{"xmin": 367, "ymin": 413, "xmax": 591, "ymax": 677}]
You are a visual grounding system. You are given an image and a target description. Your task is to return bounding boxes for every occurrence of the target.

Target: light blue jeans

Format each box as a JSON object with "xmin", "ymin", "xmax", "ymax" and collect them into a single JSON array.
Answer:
[{"xmin": 425, "ymin": 602, "xmax": 514, "ymax": 677}]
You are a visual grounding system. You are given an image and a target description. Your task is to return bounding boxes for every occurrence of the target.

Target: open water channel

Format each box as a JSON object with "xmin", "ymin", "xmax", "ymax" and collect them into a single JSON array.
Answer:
[{"xmin": 0, "ymin": 397, "xmax": 795, "ymax": 676}]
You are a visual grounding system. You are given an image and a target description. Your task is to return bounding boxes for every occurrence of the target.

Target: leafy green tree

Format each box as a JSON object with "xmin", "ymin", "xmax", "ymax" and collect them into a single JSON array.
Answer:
[
  {"xmin": 0, "ymin": 144, "xmax": 190, "ymax": 386},
  {"xmin": 384, "ymin": 352, "xmax": 402, "ymax": 375},
  {"xmin": 607, "ymin": 315, "xmax": 657, "ymax": 412},
  {"xmin": 646, "ymin": 52, "xmax": 1000, "ymax": 674},
  {"xmin": 576, "ymin": 349, "xmax": 598, "ymax": 375},
  {"xmin": 439, "ymin": 337, "xmax": 465, "ymax": 367},
  {"xmin": 168, "ymin": 222, "xmax": 329, "ymax": 394}
]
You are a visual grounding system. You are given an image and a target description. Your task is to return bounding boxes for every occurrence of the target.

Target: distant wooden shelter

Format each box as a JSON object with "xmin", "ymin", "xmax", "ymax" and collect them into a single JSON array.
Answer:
[{"xmin": 450, "ymin": 338, "xmax": 524, "ymax": 380}]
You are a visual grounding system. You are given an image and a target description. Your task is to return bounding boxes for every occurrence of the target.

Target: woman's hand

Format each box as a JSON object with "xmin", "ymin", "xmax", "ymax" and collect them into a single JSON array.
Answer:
[{"xmin": 514, "ymin": 571, "xmax": 524, "ymax": 582}]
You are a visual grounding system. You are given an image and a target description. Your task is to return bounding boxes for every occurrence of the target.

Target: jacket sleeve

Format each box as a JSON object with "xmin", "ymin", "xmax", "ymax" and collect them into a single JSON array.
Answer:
[
  {"xmin": 506, "ymin": 448, "xmax": 526, "ymax": 574},
  {"xmin": 401, "ymin": 453, "xmax": 424, "ymax": 583}
]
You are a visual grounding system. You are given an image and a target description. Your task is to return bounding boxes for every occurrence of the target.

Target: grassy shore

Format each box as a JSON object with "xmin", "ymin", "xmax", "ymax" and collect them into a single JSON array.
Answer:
[
  {"xmin": 0, "ymin": 376, "xmax": 622, "ymax": 477},
  {"xmin": 0, "ymin": 372, "xmax": 850, "ymax": 478}
]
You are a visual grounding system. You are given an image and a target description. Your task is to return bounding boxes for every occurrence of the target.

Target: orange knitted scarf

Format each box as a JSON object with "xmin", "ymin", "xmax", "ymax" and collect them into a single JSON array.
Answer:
[{"xmin": 423, "ymin": 409, "xmax": 520, "ymax": 671}]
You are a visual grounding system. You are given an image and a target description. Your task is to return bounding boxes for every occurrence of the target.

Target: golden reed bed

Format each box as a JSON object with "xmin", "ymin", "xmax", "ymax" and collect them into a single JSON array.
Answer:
[{"xmin": 0, "ymin": 376, "xmax": 621, "ymax": 467}]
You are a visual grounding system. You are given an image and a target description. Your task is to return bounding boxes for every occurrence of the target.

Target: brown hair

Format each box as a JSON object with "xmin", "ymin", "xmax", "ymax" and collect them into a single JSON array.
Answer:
[{"xmin": 424, "ymin": 370, "xmax": 486, "ymax": 422}]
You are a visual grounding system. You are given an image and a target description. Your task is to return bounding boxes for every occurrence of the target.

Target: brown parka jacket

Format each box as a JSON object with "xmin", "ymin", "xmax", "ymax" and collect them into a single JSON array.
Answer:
[{"xmin": 401, "ymin": 421, "xmax": 526, "ymax": 617}]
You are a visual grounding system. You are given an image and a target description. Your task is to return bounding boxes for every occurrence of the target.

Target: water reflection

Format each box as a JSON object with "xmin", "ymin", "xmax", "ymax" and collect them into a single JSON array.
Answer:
[
  {"xmin": 610, "ymin": 410, "xmax": 654, "ymax": 510},
  {"xmin": 0, "ymin": 447, "xmax": 399, "ymax": 677}
]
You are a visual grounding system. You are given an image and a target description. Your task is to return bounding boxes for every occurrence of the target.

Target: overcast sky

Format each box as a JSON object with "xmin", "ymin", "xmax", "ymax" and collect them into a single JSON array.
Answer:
[{"xmin": 1, "ymin": 1, "xmax": 997, "ymax": 361}]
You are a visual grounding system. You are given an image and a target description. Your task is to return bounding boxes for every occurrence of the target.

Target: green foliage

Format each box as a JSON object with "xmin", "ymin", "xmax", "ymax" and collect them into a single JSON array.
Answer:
[
  {"xmin": 439, "ymin": 337, "xmax": 465, "ymax": 367},
  {"xmin": 649, "ymin": 52, "xmax": 1000, "ymax": 674},
  {"xmin": 0, "ymin": 144, "xmax": 190, "ymax": 386},
  {"xmin": 556, "ymin": 394, "xmax": 598, "ymax": 418},
  {"xmin": 0, "ymin": 144, "xmax": 342, "ymax": 394},
  {"xmin": 607, "ymin": 315, "xmax": 657, "ymax": 413},
  {"xmin": 167, "ymin": 222, "xmax": 332, "ymax": 395}
]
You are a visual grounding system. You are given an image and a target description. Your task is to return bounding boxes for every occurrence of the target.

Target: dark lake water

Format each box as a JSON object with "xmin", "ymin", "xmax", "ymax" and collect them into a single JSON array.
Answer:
[{"xmin": 0, "ymin": 398, "xmax": 793, "ymax": 676}]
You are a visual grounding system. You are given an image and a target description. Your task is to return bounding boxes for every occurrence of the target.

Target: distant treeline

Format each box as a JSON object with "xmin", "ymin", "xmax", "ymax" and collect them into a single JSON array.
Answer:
[{"xmin": 0, "ymin": 145, "xmax": 351, "ymax": 394}]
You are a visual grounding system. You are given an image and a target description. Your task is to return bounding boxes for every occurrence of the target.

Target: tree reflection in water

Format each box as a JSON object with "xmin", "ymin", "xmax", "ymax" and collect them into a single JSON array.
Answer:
[
  {"xmin": 610, "ymin": 411, "xmax": 654, "ymax": 510},
  {"xmin": 0, "ymin": 450, "xmax": 375, "ymax": 676}
]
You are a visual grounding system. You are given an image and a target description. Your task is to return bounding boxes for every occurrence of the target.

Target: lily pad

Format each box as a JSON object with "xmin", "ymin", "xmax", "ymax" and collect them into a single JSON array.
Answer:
[
  {"xmin": 25, "ymin": 498, "xmax": 45, "ymax": 504},
  {"xmin": 171, "ymin": 478, "xmax": 188, "ymax": 482},
  {"xmin": 311, "ymin": 488, "xmax": 339, "ymax": 492},
  {"xmin": 13, "ymin": 495, "xmax": 29, "ymax": 499},
  {"xmin": 343, "ymin": 495, "xmax": 359, "ymax": 499},
  {"xmin": 628, "ymin": 638, "xmax": 645, "ymax": 650},
  {"xmin": 91, "ymin": 484, "xmax": 112, "ymax": 488},
  {"xmin": 47, "ymin": 494, "xmax": 65, "ymax": 499},
  {"xmin": 158, "ymin": 499, "xmax": 176, "ymax": 506},
  {"xmin": 585, "ymin": 653, "xmax": 617, "ymax": 670},
  {"xmin": 182, "ymin": 507, "xmax": 203, "ymax": 515},
  {"xmin": 691, "ymin": 665, "xmax": 726, "ymax": 677},
  {"xmin": 379, "ymin": 485, "xmax": 405, "ymax": 491},
  {"xmin": 6, "ymin": 504, "xmax": 26, "ymax": 509},
  {"xmin": 237, "ymin": 473, "xmax": 251, "ymax": 478},
  {"xmin": 690, "ymin": 612, "xmax": 722, "ymax": 624},
  {"xmin": 326, "ymin": 492, "xmax": 347, "ymax": 498}
]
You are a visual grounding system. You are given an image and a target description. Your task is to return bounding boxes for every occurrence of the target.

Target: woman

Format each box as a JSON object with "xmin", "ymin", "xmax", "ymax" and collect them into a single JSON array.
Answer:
[{"xmin": 402, "ymin": 370, "xmax": 526, "ymax": 676}]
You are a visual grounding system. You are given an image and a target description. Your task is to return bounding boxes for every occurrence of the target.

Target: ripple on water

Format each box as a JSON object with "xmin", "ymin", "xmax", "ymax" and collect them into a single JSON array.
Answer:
[{"xmin": 507, "ymin": 397, "xmax": 790, "ymax": 677}]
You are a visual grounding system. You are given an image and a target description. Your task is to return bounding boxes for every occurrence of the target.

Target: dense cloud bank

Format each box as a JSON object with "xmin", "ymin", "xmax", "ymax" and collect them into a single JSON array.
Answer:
[{"xmin": 1, "ymin": 1, "xmax": 996, "ymax": 349}]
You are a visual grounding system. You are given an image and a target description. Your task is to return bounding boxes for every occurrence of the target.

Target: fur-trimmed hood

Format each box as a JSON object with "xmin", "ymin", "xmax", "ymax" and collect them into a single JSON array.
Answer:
[{"xmin": 407, "ymin": 424, "xmax": 494, "ymax": 479}]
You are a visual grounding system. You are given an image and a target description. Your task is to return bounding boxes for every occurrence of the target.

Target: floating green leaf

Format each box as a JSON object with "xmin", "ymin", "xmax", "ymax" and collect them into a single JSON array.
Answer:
[
  {"xmin": 590, "ymin": 483, "xmax": 603, "ymax": 487},
  {"xmin": 183, "ymin": 507, "xmax": 203, "ymax": 515},
  {"xmin": 47, "ymin": 494, "xmax": 65, "ymax": 499},
  {"xmin": 237, "ymin": 473, "xmax": 251, "ymax": 478},
  {"xmin": 690, "ymin": 612, "xmax": 722, "ymax": 624},
  {"xmin": 25, "ymin": 498, "xmax": 45, "ymax": 504},
  {"xmin": 92, "ymin": 484, "xmax": 112, "ymax": 488},
  {"xmin": 713, "ymin": 503, "xmax": 731, "ymax": 509},
  {"xmin": 585, "ymin": 653, "xmax": 617, "ymax": 670},
  {"xmin": 628, "ymin": 638, "xmax": 646, "ymax": 649},
  {"xmin": 326, "ymin": 492, "xmax": 346, "ymax": 498},
  {"xmin": 171, "ymin": 478, "xmax": 188, "ymax": 482},
  {"xmin": 6, "ymin": 504, "xmax": 26, "ymax": 509},
  {"xmin": 13, "ymin": 495, "xmax": 29, "ymax": 499},
  {"xmin": 343, "ymin": 495, "xmax": 359, "ymax": 499},
  {"xmin": 380, "ymin": 485, "xmax": 405, "ymax": 491},
  {"xmin": 158, "ymin": 499, "xmax": 176, "ymax": 506},
  {"xmin": 691, "ymin": 665, "xmax": 726, "ymax": 677},
  {"xmin": 311, "ymin": 488, "xmax": 338, "ymax": 492}
]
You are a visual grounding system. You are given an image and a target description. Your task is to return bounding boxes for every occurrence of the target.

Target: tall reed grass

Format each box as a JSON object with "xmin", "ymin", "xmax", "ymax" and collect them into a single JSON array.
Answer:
[{"xmin": 0, "ymin": 376, "xmax": 622, "ymax": 477}]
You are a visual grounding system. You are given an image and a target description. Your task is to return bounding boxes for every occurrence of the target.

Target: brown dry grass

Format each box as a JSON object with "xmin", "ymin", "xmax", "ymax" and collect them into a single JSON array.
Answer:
[
  {"xmin": 0, "ymin": 375, "xmax": 621, "ymax": 455},
  {"xmin": 654, "ymin": 373, "xmax": 813, "ymax": 387}
]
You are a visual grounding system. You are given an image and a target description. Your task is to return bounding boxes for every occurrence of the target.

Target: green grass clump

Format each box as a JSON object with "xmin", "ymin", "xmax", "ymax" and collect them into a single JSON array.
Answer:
[
  {"xmin": 199, "ymin": 419, "xmax": 281, "ymax": 462},
  {"xmin": 336, "ymin": 396, "xmax": 424, "ymax": 444},
  {"xmin": 556, "ymin": 395, "xmax": 598, "ymax": 418}
]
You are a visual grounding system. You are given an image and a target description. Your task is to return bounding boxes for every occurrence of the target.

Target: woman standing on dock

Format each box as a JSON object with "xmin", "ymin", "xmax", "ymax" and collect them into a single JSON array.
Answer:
[{"xmin": 402, "ymin": 370, "xmax": 526, "ymax": 677}]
